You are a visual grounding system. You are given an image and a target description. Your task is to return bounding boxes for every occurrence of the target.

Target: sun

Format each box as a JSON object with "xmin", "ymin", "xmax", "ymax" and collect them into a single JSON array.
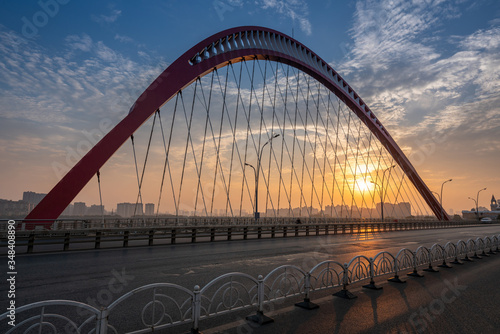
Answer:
[{"xmin": 355, "ymin": 179, "xmax": 374, "ymax": 193}]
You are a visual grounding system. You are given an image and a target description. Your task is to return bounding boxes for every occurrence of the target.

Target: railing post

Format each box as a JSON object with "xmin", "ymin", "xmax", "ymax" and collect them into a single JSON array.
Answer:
[
  {"xmin": 64, "ymin": 232, "xmax": 70, "ymax": 251},
  {"xmin": 295, "ymin": 225, "xmax": 299, "ymax": 237},
  {"xmin": 123, "ymin": 230, "xmax": 129, "ymax": 247},
  {"xmin": 97, "ymin": 307, "xmax": 109, "ymax": 334},
  {"xmin": 191, "ymin": 285, "xmax": 201, "ymax": 333},
  {"xmin": 350, "ymin": 225, "xmax": 354, "ymax": 234},
  {"xmin": 333, "ymin": 263, "xmax": 357, "ymax": 299},
  {"xmin": 271, "ymin": 226, "xmax": 275, "ymax": 238},
  {"xmin": 388, "ymin": 255, "xmax": 406, "ymax": 283},
  {"xmin": 438, "ymin": 245, "xmax": 453, "ymax": 268},
  {"xmin": 408, "ymin": 251, "xmax": 424, "ymax": 277},
  {"xmin": 305, "ymin": 225, "xmax": 309, "ymax": 236},
  {"xmin": 27, "ymin": 233, "xmax": 35, "ymax": 253},
  {"xmin": 227, "ymin": 227, "xmax": 232, "ymax": 241},
  {"xmin": 283, "ymin": 226, "xmax": 287, "ymax": 237},
  {"xmin": 244, "ymin": 226, "xmax": 248, "ymax": 240},
  {"xmin": 247, "ymin": 275, "xmax": 274, "ymax": 324},
  {"xmin": 451, "ymin": 243, "xmax": 463, "ymax": 265},
  {"xmin": 471, "ymin": 240, "xmax": 482, "ymax": 259},
  {"xmin": 95, "ymin": 231, "xmax": 101, "ymax": 249},
  {"xmin": 325, "ymin": 225, "xmax": 329, "ymax": 235},
  {"xmin": 315, "ymin": 225, "xmax": 320, "ymax": 236},
  {"xmin": 363, "ymin": 257, "xmax": 382, "ymax": 289},
  {"xmin": 191, "ymin": 228, "xmax": 197, "ymax": 243},
  {"xmin": 341, "ymin": 225, "xmax": 345, "ymax": 234},
  {"xmin": 258, "ymin": 226, "xmax": 262, "ymax": 239},
  {"xmin": 295, "ymin": 272, "xmax": 319, "ymax": 309},
  {"xmin": 171, "ymin": 229, "xmax": 176, "ymax": 244},
  {"xmin": 148, "ymin": 230, "xmax": 154, "ymax": 246},
  {"xmin": 423, "ymin": 248, "xmax": 439, "ymax": 272},
  {"xmin": 210, "ymin": 228, "xmax": 215, "ymax": 242}
]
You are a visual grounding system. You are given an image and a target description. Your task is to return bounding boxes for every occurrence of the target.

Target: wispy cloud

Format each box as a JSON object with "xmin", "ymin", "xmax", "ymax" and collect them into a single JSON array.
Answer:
[
  {"xmin": 257, "ymin": 0, "xmax": 312, "ymax": 35},
  {"xmin": 0, "ymin": 25, "xmax": 168, "ymax": 160},
  {"xmin": 115, "ymin": 34, "xmax": 134, "ymax": 44},
  {"xmin": 336, "ymin": 0, "xmax": 500, "ymax": 142},
  {"xmin": 91, "ymin": 9, "xmax": 122, "ymax": 24}
]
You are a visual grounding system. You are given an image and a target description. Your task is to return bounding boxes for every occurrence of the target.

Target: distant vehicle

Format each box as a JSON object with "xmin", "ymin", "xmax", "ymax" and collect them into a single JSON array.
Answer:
[{"xmin": 480, "ymin": 217, "xmax": 493, "ymax": 223}]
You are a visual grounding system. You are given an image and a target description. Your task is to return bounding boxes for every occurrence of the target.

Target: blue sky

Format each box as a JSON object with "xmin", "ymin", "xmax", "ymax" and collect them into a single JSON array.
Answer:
[{"xmin": 0, "ymin": 0, "xmax": 499, "ymax": 214}]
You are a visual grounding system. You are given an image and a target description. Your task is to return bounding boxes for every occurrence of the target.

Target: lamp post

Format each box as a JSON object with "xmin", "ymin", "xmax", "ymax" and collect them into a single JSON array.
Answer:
[
  {"xmin": 439, "ymin": 179, "xmax": 452, "ymax": 221},
  {"xmin": 245, "ymin": 133, "xmax": 280, "ymax": 220},
  {"xmin": 371, "ymin": 165, "xmax": 396, "ymax": 221},
  {"xmin": 476, "ymin": 187, "xmax": 487, "ymax": 220},
  {"xmin": 468, "ymin": 197, "xmax": 477, "ymax": 219},
  {"xmin": 432, "ymin": 191, "xmax": 441, "ymax": 203},
  {"xmin": 371, "ymin": 181, "xmax": 382, "ymax": 220}
]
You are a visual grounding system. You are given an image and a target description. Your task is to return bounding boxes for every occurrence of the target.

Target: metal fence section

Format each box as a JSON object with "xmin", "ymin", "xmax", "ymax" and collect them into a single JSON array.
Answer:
[
  {"xmin": 2, "ymin": 234, "xmax": 499, "ymax": 333},
  {"xmin": 0, "ymin": 219, "xmax": 487, "ymax": 255}
]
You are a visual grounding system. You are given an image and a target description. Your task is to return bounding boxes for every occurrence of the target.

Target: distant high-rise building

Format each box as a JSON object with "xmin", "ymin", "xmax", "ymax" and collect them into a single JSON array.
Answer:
[
  {"xmin": 0, "ymin": 199, "xmax": 31, "ymax": 217},
  {"xmin": 73, "ymin": 202, "xmax": 87, "ymax": 216},
  {"xmin": 117, "ymin": 203, "xmax": 143, "ymax": 217},
  {"xmin": 145, "ymin": 203, "xmax": 154, "ymax": 216},
  {"xmin": 87, "ymin": 204, "xmax": 105, "ymax": 216},
  {"xmin": 61, "ymin": 204, "xmax": 74, "ymax": 216},
  {"xmin": 376, "ymin": 202, "xmax": 411, "ymax": 218},
  {"xmin": 23, "ymin": 191, "xmax": 46, "ymax": 211}
]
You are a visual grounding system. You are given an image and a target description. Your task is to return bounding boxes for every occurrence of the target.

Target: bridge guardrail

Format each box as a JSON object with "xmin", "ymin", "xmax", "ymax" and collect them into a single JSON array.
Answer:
[
  {"xmin": 2, "ymin": 234, "xmax": 499, "ymax": 333},
  {"xmin": 0, "ymin": 220, "xmax": 486, "ymax": 254}
]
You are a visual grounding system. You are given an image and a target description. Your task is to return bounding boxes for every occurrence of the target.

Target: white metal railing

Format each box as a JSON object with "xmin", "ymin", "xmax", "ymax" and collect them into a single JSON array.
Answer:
[{"xmin": 2, "ymin": 234, "xmax": 499, "ymax": 333}]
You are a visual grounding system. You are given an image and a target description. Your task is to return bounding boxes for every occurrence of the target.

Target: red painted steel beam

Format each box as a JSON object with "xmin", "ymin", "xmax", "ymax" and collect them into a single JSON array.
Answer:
[{"xmin": 26, "ymin": 26, "xmax": 447, "ymax": 226}]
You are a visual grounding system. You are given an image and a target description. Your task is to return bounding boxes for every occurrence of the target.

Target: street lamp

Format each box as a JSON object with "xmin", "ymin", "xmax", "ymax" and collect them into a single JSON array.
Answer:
[
  {"xmin": 371, "ymin": 165, "xmax": 396, "ymax": 221},
  {"xmin": 370, "ymin": 181, "xmax": 382, "ymax": 219},
  {"xmin": 476, "ymin": 187, "xmax": 487, "ymax": 220},
  {"xmin": 468, "ymin": 197, "xmax": 477, "ymax": 220},
  {"xmin": 245, "ymin": 133, "xmax": 280, "ymax": 220},
  {"xmin": 432, "ymin": 191, "xmax": 441, "ymax": 203},
  {"xmin": 440, "ymin": 179, "xmax": 452, "ymax": 221}
]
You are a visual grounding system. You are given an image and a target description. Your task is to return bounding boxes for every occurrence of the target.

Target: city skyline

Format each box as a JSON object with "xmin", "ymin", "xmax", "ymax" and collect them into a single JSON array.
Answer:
[{"xmin": 0, "ymin": 1, "xmax": 499, "ymax": 217}]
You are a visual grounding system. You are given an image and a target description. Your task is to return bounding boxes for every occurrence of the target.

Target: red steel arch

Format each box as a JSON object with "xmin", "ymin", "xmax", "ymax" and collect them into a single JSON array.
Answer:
[{"xmin": 26, "ymin": 26, "xmax": 448, "ymax": 222}]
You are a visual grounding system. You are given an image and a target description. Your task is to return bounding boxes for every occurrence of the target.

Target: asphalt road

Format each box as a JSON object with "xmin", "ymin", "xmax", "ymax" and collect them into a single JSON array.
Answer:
[{"xmin": 2, "ymin": 224, "xmax": 499, "ymax": 332}]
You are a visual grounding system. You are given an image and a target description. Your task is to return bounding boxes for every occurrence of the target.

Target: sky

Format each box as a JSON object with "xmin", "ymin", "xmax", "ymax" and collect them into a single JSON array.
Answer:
[{"xmin": 0, "ymin": 0, "xmax": 499, "ymax": 216}]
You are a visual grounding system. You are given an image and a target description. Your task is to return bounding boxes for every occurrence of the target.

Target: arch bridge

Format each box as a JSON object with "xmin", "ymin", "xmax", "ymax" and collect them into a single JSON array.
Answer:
[{"xmin": 26, "ymin": 26, "xmax": 447, "ymax": 224}]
